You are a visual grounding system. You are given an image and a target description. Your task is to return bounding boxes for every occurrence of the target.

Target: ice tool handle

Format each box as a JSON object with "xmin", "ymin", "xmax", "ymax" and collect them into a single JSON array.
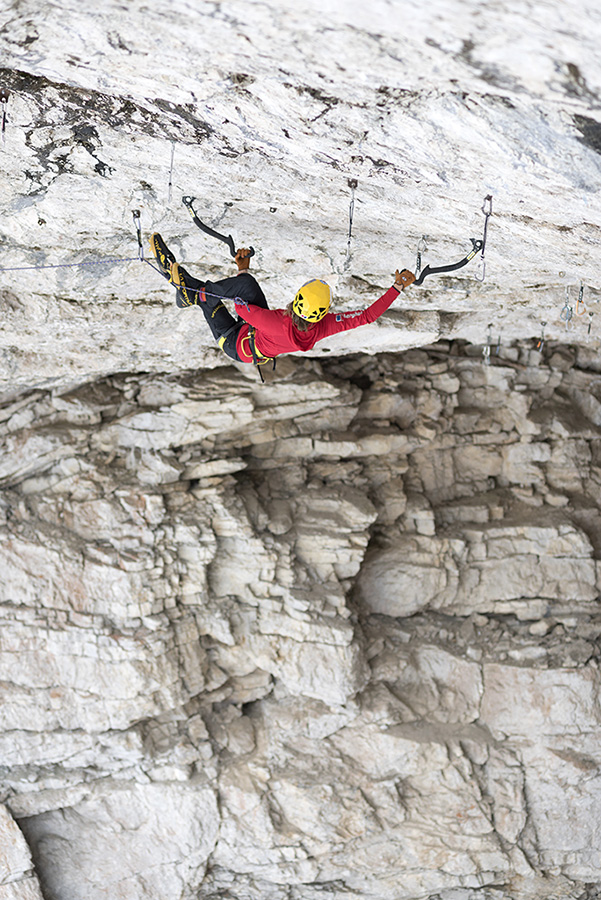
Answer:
[
  {"xmin": 412, "ymin": 238, "xmax": 483, "ymax": 286},
  {"xmin": 182, "ymin": 196, "xmax": 255, "ymax": 260}
]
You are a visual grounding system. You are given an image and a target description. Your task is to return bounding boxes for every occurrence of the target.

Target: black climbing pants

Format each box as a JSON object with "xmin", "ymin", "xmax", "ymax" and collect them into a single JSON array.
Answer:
[{"xmin": 185, "ymin": 271, "xmax": 269, "ymax": 361}]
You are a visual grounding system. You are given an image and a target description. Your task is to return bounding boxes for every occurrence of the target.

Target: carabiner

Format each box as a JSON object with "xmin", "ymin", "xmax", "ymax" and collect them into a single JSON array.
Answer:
[
  {"xmin": 560, "ymin": 291, "xmax": 573, "ymax": 330},
  {"xmin": 132, "ymin": 209, "xmax": 144, "ymax": 260},
  {"xmin": 536, "ymin": 321, "xmax": 546, "ymax": 352},
  {"xmin": 347, "ymin": 196, "xmax": 355, "ymax": 248},
  {"xmin": 415, "ymin": 234, "xmax": 428, "ymax": 277},
  {"xmin": 482, "ymin": 323, "xmax": 492, "ymax": 365},
  {"xmin": 576, "ymin": 281, "xmax": 586, "ymax": 316},
  {"xmin": 0, "ymin": 89, "xmax": 9, "ymax": 143},
  {"xmin": 474, "ymin": 195, "xmax": 492, "ymax": 283}
]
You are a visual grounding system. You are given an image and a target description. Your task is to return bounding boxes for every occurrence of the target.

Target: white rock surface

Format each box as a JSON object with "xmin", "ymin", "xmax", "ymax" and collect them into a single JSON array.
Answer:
[
  {"xmin": 0, "ymin": 0, "xmax": 600, "ymax": 394},
  {"xmin": 1, "ymin": 2, "xmax": 601, "ymax": 900},
  {"xmin": 0, "ymin": 346, "xmax": 597, "ymax": 898},
  {"xmin": 0, "ymin": 805, "xmax": 43, "ymax": 900},
  {"xmin": 18, "ymin": 785, "xmax": 219, "ymax": 900}
]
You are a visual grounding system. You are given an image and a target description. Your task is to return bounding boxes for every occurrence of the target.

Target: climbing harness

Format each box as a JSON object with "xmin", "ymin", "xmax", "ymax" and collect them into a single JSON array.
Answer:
[
  {"xmin": 536, "ymin": 321, "xmax": 546, "ymax": 352},
  {"xmin": 241, "ymin": 325, "xmax": 276, "ymax": 383},
  {"xmin": 213, "ymin": 316, "xmax": 276, "ymax": 383},
  {"xmin": 182, "ymin": 195, "xmax": 254, "ymax": 259},
  {"xmin": 415, "ymin": 235, "xmax": 428, "ymax": 277},
  {"xmin": 412, "ymin": 237, "xmax": 483, "ymax": 286},
  {"xmin": 475, "ymin": 194, "xmax": 492, "ymax": 283},
  {"xmin": 560, "ymin": 287, "xmax": 573, "ymax": 331},
  {"xmin": 0, "ymin": 89, "xmax": 8, "ymax": 144},
  {"xmin": 576, "ymin": 281, "xmax": 586, "ymax": 316}
]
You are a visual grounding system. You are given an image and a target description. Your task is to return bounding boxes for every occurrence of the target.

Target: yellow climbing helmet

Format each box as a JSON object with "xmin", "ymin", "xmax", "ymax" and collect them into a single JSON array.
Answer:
[{"xmin": 292, "ymin": 279, "xmax": 331, "ymax": 323}]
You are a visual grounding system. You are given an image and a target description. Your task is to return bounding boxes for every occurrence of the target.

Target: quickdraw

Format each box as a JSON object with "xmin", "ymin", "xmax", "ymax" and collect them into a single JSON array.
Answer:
[
  {"xmin": 182, "ymin": 195, "xmax": 255, "ymax": 260},
  {"xmin": 346, "ymin": 178, "xmax": 358, "ymax": 268},
  {"xmin": 412, "ymin": 237, "xmax": 483, "ymax": 286},
  {"xmin": 0, "ymin": 89, "xmax": 8, "ymax": 144},
  {"xmin": 132, "ymin": 209, "xmax": 144, "ymax": 260},
  {"xmin": 482, "ymin": 323, "xmax": 493, "ymax": 366},
  {"xmin": 475, "ymin": 194, "xmax": 493, "ymax": 282},
  {"xmin": 560, "ymin": 288, "xmax": 573, "ymax": 330},
  {"xmin": 536, "ymin": 321, "xmax": 546, "ymax": 352},
  {"xmin": 345, "ymin": 191, "xmax": 355, "ymax": 268},
  {"xmin": 415, "ymin": 235, "xmax": 428, "ymax": 277},
  {"xmin": 167, "ymin": 142, "xmax": 176, "ymax": 203},
  {"xmin": 576, "ymin": 281, "xmax": 586, "ymax": 316}
]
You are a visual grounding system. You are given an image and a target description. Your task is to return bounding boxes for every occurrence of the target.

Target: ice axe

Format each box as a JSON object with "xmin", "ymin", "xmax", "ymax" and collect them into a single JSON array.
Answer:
[{"xmin": 182, "ymin": 196, "xmax": 255, "ymax": 259}]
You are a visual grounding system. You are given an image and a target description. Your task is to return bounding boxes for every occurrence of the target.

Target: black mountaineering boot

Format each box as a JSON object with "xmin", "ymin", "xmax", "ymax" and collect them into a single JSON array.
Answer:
[
  {"xmin": 174, "ymin": 289, "xmax": 189, "ymax": 309},
  {"xmin": 150, "ymin": 233, "xmax": 176, "ymax": 280},
  {"xmin": 171, "ymin": 262, "xmax": 200, "ymax": 308}
]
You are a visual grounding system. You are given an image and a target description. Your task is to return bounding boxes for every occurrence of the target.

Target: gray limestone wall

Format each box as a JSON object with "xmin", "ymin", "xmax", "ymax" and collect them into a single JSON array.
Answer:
[
  {"xmin": 1, "ymin": 342, "xmax": 601, "ymax": 899},
  {"xmin": 1, "ymin": 0, "xmax": 601, "ymax": 897}
]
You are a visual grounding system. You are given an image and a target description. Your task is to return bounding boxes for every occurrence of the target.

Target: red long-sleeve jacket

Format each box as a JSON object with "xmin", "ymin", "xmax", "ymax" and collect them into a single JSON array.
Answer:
[{"xmin": 233, "ymin": 284, "xmax": 402, "ymax": 362}]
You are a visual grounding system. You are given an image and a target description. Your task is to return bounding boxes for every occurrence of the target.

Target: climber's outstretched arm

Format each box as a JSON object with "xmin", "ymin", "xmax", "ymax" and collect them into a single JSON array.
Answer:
[{"xmin": 312, "ymin": 269, "xmax": 416, "ymax": 338}]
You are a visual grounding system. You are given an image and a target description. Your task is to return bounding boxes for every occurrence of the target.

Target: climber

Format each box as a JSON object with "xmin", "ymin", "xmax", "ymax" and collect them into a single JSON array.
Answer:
[{"xmin": 150, "ymin": 233, "xmax": 415, "ymax": 371}]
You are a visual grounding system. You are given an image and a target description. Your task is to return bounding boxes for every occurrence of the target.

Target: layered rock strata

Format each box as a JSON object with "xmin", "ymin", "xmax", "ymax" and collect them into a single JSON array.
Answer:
[
  {"xmin": 1, "ymin": 0, "xmax": 601, "ymax": 395},
  {"xmin": 0, "ymin": 342, "xmax": 600, "ymax": 899}
]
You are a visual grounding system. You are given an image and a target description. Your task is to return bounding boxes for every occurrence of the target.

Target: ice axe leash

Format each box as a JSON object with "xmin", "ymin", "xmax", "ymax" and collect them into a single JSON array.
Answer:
[{"xmin": 182, "ymin": 196, "xmax": 255, "ymax": 259}]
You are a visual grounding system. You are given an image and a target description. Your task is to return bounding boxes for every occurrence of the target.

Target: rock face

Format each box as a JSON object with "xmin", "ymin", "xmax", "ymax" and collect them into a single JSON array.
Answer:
[
  {"xmin": 1, "ymin": 1, "xmax": 601, "ymax": 899},
  {"xmin": 0, "ymin": 0, "xmax": 600, "ymax": 395},
  {"xmin": 0, "ymin": 344, "xmax": 599, "ymax": 899},
  {"xmin": 0, "ymin": 803, "xmax": 44, "ymax": 899}
]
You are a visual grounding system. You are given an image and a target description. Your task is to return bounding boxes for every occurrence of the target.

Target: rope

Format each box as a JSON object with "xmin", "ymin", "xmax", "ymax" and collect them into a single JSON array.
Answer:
[
  {"xmin": 174, "ymin": 279, "xmax": 244, "ymax": 305},
  {"xmin": 0, "ymin": 255, "xmax": 144, "ymax": 273},
  {"xmin": 0, "ymin": 234, "xmax": 243, "ymax": 305},
  {"xmin": 144, "ymin": 257, "xmax": 246, "ymax": 306}
]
